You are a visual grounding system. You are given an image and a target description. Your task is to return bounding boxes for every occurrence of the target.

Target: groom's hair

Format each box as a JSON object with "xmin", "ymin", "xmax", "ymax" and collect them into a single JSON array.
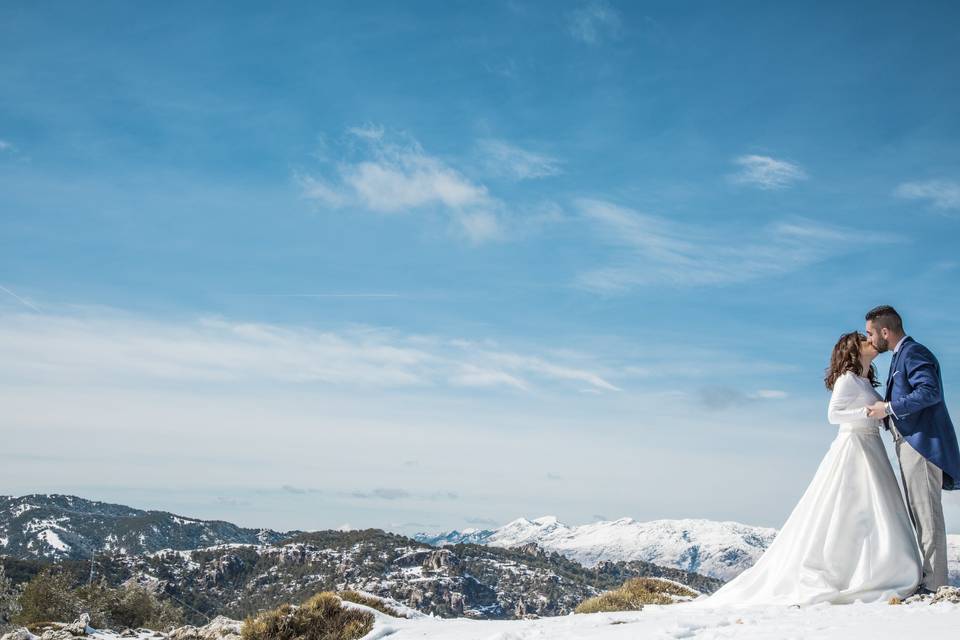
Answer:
[{"xmin": 865, "ymin": 305, "xmax": 903, "ymax": 333}]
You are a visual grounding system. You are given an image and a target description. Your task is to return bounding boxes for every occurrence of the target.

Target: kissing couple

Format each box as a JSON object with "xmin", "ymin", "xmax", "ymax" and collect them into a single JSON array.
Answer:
[{"xmin": 700, "ymin": 305, "xmax": 959, "ymax": 607}]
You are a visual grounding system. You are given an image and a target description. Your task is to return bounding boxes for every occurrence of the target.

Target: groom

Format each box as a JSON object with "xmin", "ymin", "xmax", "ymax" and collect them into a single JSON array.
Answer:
[{"xmin": 865, "ymin": 305, "xmax": 960, "ymax": 593}]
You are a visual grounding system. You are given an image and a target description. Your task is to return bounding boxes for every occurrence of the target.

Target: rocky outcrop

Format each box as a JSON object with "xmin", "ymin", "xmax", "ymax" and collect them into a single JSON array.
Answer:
[
  {"xmin": 903, "ymin": 585, "xmax": 960, "ymax": 605},
  {"xmin": 421, "ymin": 550, "xmax": 460, "ymax": 573},
  {"xmin": 167, "ymin": 616, "xmax": 240, "ymax": 640},
  {"xmin": 63, "ymin": 614, "xmax": 91, "ymax": 636},
  {"xmin": 0, "ymin": 630, "xmax": 34, "ymax": 640},
  {"xmin": 1, "ymin": 615, "xmax": 242, "ymax": 640}
]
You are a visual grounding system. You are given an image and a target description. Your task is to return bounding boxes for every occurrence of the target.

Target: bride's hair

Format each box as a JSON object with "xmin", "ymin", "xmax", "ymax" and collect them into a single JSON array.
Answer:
[{"xmin": 824, "ymin": 331, "xmax": 880, "ymax": 390}]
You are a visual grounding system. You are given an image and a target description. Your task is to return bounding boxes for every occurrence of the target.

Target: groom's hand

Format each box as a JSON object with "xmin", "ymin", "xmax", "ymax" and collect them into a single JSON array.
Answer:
[{"xmin": 866, "ymin": 401, "xmax": 889, "ymax": 418}]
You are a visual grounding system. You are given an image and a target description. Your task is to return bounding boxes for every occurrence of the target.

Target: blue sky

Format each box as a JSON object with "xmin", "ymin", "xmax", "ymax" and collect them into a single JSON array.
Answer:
[{"xmin": 2, "ymin": 1, "xmax": 959, "ymax": 535}]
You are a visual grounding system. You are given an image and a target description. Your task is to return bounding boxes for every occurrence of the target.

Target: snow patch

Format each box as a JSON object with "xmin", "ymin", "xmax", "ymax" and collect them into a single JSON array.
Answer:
[
  {"xmin": 11, "ymin": 503, "xmax": 36, "ymax": 517},
  {"xmin": 40, "ymin": 529, "xmax": 70, "ymax": 552},
  {"xmin": 24, "ymin": 516, "xmax": 70, "ymax": 533}
]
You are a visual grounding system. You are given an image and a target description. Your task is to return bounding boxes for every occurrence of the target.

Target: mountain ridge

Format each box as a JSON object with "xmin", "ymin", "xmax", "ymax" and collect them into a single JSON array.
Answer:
[
  {"xmin": 415, "ymin": 514, "xmax": 960, "ymax": 584},
  {"xmin": 0, "ymin": 496, "xmax": 724, "ymax": 621},
  {"xmin": 0, "ymin": 494, "xmax": 292, "ymax": 561}
]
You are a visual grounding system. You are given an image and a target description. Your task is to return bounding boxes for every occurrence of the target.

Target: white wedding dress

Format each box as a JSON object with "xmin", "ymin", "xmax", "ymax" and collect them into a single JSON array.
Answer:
[{"xmin": 699, "ymin": 371, "xmax": 921, "ymax": 607}]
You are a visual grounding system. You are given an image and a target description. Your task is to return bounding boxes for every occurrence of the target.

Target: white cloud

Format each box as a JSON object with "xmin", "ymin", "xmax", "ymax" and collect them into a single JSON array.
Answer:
[
  {"xmin": 894, "ymin": 179, "xmax": 960, "ymax": 211},
  {"xmin": 299, "ymin": 175, "xmax": 350, "ymax": 208},
  {"xmin": 451, "ymin": 364, "xmax": 530, "ymax": 391},
  {"xmin": 343, "ymin": 155, "xmax": 487, "ymax": 212},
  {"xmin": 0, "ymin": 306, "xmax": 618, "ymax": 393},
  {"xmin": 477, "ymin": 139, "xmax": 562, "ymax": 180},
  {"xmin": 730, "ymin": 155, "xmax": 807, "ymax": 190},
  {"xmin": 484, "ymin": 350, "xmax": 621, "ymax": 391},
  {"xmin": 699, "ymin": 387, "xmax": 791, "ymax": 410},
  {"xmin": 299, "ymin": 127, "xmax": 503, "ymax": 243},
  {"xmin": 0, "ymin": 139, "xmax": 13, "ymax": 152},
  {"xmin": 455, "ymin": 209, "xmax": 502, "ymax": 243},
  {"xmin": 575, "ymin": 199, "xmax": 883, "ymax": 292},
  {"xmin": 750, "ymin": 389, "xmax": 789, "ymax": 400},
  {"xmin": 567, "ymin": 0, "xmax": 622, "ymax": 45}
]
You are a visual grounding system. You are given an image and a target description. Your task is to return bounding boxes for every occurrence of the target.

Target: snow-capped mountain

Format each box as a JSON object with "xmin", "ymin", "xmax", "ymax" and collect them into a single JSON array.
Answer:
[
  {"xmin": 416, "ymin": 516, "xmax": 776, "ymax": 581},
  {"xmin": 0, "ymin": 494, "xmax": 290, "ymax": 560},
  {"xmin": 420, "ymin": 515, "xmax": 956, "ymax": 584}
]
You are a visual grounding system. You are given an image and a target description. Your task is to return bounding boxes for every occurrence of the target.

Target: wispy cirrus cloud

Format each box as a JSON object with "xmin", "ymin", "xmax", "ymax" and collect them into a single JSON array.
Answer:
[
  {"xmin": 730, "ymin": 155, "xmax": 807, "ymax": 190},
  {"xmin": 0, "ymin": 138, "xmax": 28, "ymax": 163},
  {"xmin": 280, "ymin": 484, "xmax": 315, "ymax": 495},
  {"xmin": 0, "ymin": 306, "xmax": 619, "ymax": 393},
  {"xmin": 894, "ymin": 179, "xmax": 960, "ymax": 211},
  {"xmin": 567, "ymin": 0, "xmax": 622, "ymax": 45},
  {"xmin": 351, "ymin": 488, "xmax": 411, "ymax": 500},
  {"xmin": 299, "ymin": 125, "xmax": 503, "ymax": 243},
  {"xmin": 449, "ymin": 364, "xmax": 531, "ymax": 391},
  {"xmin": 0, "ymin": 284, "xmax": 41, "ymax": 312},
  {"xmin": 574, "ymin": 199, "xmax": 884, "ymax": 292},
  {"xmin": 275, "ymin": 485, "xmax": 458, "ymax": 502},
  {"xmin": 698, "ymin": 386, "xmax": 790, "ymax": 410},
  {"xmin": 215, "ymin": 496, "xmax": 252, "ymax": 507},
  {"xmin": 350, "ymin": 488, "xmax": 458, "ymax": 501},
  {"xmin": 477, "ymin": 139, "xmax": 562, "ymax": 181}
]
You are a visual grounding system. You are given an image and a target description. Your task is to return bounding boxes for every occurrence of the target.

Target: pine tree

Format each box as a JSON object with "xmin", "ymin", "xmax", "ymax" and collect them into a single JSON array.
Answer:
[
  {"xmin": 13, "ymin": 567, "xmax": 80, "ymax": 625},
  {"xmin": 0, "ymin": 564, "xmax": 23, "ymax": 631}
]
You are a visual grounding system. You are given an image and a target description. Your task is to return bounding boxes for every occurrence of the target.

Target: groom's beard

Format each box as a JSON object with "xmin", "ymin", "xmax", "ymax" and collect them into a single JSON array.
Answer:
[{"xmin": 876, "ymin": 338, "xmax": 890, "ymax": 353}]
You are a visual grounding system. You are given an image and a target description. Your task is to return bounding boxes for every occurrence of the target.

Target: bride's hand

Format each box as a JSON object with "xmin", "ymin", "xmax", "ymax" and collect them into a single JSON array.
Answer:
[{"xmin": 866, "ymin": 401, "xmax": 888, "ymax": 418}]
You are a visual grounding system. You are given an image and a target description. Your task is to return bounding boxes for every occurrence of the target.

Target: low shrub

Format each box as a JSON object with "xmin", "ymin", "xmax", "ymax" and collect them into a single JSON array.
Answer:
[
  {"xmin": 241, "ymin": 592, "xmax": 373, "ymax": 640},
  {"xmin": 575, "ymin": 577, "xmax": 698, "ymax": 613},
  {"xmin": 14, "ymin": 569, "xmax": 81, "ymax": 625},
  {"xmin": 14, "ymin": 570, "xmax": 184, "ymax": 631},
  {"xmin": 108, "ymin": 584, "xmax": 184, "ymax": 630}
]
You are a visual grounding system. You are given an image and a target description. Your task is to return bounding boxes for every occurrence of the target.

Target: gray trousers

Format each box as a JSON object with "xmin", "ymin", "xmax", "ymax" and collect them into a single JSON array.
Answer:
[{"xmin": 889, "ymin": 421, "xmax": 948, "ymax": 590}]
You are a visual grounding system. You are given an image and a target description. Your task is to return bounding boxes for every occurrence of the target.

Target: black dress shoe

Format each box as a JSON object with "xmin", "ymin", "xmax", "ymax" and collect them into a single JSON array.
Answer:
[{"xmin": 913, "ymin": 587, "xmax": 936, "ymax": 597}]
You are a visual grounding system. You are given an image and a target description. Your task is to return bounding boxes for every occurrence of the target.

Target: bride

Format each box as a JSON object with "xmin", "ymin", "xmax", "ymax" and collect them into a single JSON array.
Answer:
[{"xmin": 699, "ymin": 331, "xmax": 921, "ymax": 607}]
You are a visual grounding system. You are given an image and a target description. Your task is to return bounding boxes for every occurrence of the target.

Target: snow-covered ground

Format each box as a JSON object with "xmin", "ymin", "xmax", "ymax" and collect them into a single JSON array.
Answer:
[
  {"xmin": 361, "ymin": 599, "xmax": 960, "ymax": 639},
  {"xmin": 10, "ymin": 593, "xmax": 958, "ymax": 640}
]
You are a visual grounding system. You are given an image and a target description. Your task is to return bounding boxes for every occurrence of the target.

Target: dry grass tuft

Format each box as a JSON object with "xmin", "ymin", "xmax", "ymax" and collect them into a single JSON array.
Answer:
[
  {"xmin": 336, "ymin": 591, "xmax": 403, "ymax": 618},
  {"xmin": 575, "ymin": 578, "xmax": 698, "ymax": 614},
  {"xmin": 241, "ymin": 592, "xmax": 373, "ymax": 640}
]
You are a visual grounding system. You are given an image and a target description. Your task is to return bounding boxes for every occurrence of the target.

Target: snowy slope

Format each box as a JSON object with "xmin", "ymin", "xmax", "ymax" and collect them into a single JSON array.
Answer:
[
  {"xmin": 362, "ymin": 598, "xmax": 960, "ymax": 640},
  {"xmin": 24, "ymin": 596, "xmax": 960, "ymax": 640},
  {"xmin": 418, "ymin": 516, "xmax": 960, "ymax": 584}
]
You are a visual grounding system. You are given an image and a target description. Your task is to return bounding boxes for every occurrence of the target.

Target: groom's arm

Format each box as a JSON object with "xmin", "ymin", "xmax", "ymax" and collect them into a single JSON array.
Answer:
[{"xmin": 890, "ymin": 346, "xmax": 943, "ymax": 418}]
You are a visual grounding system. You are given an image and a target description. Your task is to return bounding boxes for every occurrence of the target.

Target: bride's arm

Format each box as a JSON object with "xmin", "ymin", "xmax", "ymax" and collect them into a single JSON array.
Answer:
[{"xmin": 827, "ymin": 374, "xmax": 871, "ymax": 424}]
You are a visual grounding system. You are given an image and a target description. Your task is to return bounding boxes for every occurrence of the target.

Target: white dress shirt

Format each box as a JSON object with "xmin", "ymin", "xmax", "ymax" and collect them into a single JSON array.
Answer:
[{"xmin": 885, "ymin": 335, "xmax": 908, "ymax": 417}]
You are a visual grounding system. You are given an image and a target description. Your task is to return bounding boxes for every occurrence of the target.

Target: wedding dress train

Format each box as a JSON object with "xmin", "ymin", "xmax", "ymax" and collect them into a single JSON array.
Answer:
[{"xmin": 700, "ymin": 371, "xmax": 921, "ymax": 606}]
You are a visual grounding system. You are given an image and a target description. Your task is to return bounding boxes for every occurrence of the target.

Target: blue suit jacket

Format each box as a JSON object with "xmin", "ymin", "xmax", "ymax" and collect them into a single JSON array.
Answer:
[{"xmin": 886, "ymin": 337, "xmax": 960, "ymax": 490}]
